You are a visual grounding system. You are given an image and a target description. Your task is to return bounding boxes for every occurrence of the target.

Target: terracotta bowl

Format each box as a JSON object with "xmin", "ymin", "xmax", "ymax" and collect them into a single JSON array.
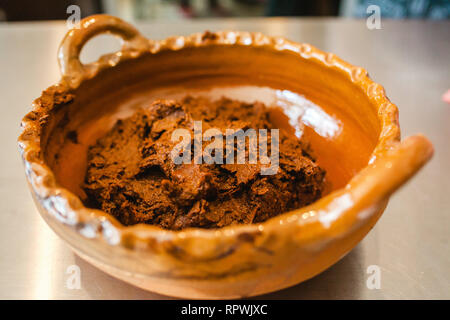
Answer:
[{"xmin": 18, "ymin": 15, "xmax": 433, "ymax": 299}]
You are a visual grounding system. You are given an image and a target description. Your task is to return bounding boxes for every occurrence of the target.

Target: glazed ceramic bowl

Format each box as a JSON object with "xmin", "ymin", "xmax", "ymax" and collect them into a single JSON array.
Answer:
[{"xmin": 18, "ymin": 15, "xmax": 433, "ymax": 299}]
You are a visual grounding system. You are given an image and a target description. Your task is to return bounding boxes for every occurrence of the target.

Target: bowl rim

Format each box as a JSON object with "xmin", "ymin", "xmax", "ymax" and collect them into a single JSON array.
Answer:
[{"xmin": 18, "ymin": 23, "xmax": 403, "ymax": 247}]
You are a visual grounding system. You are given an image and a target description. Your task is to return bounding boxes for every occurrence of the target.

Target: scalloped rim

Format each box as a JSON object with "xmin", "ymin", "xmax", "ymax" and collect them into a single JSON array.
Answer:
[{"xmin": 18, "ymin": 30, "xmax": 400, "ymax": 247}]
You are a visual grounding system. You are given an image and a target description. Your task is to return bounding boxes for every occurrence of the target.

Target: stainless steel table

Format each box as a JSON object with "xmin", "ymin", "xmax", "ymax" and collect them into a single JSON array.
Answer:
[{"xmin": 0, "ymin": 18, "xmax": 448, "ymax": 299}]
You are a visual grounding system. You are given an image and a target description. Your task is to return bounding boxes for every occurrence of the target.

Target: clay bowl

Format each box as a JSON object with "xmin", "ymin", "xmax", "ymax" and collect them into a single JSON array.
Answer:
[{"xmin": 18, "ymin": 15, "xmax": 433, "ymax": 299}]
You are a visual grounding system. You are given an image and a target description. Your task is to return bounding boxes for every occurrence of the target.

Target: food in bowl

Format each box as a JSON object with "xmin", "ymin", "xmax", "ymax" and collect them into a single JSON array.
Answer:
[
  {"xmin": 83, "ymin": 96, "xmax": 326, "ymax": 229},
  {"xmin": 18, "ymin": 14, "xmax": 434, "ymax": 298}
]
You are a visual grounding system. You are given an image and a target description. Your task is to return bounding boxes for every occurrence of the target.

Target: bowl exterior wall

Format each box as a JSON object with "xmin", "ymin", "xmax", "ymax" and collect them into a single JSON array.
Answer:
[{"xmin": 31, "ymin": 186, "xmax": 386, "ymax": 298}]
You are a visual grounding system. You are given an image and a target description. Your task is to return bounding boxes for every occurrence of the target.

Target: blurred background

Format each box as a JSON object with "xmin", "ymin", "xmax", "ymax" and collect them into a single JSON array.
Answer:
[{"xmin": 0, "ymin": 0, "xmax": 448, "ymax": 22}]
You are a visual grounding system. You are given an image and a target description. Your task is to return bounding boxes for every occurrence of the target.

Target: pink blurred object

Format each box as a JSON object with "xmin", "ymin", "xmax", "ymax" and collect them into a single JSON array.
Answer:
[{"xmin": 443, "ymin": 90, "xmax": 450, "ymax": 104}]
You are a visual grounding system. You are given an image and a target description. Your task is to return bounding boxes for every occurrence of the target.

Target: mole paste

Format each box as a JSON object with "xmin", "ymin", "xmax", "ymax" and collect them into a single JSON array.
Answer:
[{"xmin": 83, "ymin": 97, "xmax": 325, "ymax": 229}]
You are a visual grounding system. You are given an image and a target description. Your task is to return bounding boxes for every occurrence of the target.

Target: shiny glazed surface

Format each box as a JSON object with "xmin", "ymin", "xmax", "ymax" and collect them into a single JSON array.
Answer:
[{"xmin": 18, "ymin": 15, "xmax": 434, "ymax": 299}]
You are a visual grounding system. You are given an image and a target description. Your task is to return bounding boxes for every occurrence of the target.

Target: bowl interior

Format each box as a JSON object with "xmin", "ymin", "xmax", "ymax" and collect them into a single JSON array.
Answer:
[{"xmin": 42, "ymin": 45, "xmax": 380, "ymax": 205}]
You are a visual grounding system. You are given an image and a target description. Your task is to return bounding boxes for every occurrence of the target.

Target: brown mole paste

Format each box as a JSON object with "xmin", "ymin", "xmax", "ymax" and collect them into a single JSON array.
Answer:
[{"xmin": 83, "ymin": 97, "xmax": 325, "ymax": 229}]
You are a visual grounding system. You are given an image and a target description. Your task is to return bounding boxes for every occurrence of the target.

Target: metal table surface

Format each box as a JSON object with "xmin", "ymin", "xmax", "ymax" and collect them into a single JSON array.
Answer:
[{"xmin": 0, "ymin": 18, "xmax": 448, "ymax": 300}]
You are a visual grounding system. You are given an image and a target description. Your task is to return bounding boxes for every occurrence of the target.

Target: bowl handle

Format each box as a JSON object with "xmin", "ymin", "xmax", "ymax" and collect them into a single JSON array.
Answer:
[
  {"xmin": 348, "ymin": 134, "xmax": 433, "ymax": 208},
  {"xmin": 58, "ymin": 14, "xmax": 148, "ymax": 88}
]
